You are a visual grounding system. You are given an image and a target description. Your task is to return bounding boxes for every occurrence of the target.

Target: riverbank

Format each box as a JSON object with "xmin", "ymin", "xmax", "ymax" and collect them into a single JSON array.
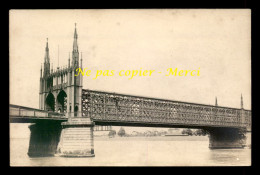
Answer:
[{"xmin": 94, "ymin": 135, "xmax": 209, "ymax": 141}]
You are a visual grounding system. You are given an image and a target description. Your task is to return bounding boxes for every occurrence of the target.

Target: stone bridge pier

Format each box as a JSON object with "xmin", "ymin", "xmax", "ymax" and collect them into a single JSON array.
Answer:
[
  {"xmin": 27, "ymin": 121, "xmax": 248, "ymax": 157},
  {"xmin": 27, "ymin": 118, "xmax": 95, "ymax": 157},
  {"xmin": 56, "ymin": 117, "xmax": 95, "ymax": 157},
  {"xmin": 207, "ymin": 127, "xmax": 246, "ymax": 149},
  {"xmin": 28, "ymin": 121, "xmax": 62, "ymax": 157}
]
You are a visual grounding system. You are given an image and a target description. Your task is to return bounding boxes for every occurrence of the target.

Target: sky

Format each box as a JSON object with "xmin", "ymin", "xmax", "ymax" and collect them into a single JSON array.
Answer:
[{"xmin": 9, "ymin": 10, "xmax": 251, "ymax": 132}]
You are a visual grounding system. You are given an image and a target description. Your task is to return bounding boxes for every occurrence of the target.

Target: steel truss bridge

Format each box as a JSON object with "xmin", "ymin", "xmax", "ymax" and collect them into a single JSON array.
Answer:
[
  {"xmin": 82, "ymin": 89, "xmax": 251, "ymax": 130},
  {"xmin": 9, "ymin": 89, "xmax": 251, "ymax": 131}
]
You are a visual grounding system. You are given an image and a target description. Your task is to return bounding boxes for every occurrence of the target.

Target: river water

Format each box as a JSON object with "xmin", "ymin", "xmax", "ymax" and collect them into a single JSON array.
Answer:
[{"xmin": 10, "ymin": 124, "xmax": 251, "ymax": 166}]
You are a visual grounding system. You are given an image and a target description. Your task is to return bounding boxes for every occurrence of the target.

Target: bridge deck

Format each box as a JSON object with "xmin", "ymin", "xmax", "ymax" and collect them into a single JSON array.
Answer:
[
  {"xmin": 9, "ymin": 104, "xmax": 67, "ymax": 123},
  {"xmin": 9, "ymin": 104, "xmax": 111, "ymax": 131}
]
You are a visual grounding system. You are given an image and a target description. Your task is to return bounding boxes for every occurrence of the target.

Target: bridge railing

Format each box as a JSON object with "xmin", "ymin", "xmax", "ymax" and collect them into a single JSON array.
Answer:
[
  {"xmin": 94, "ymin": 125, "xmax": 112, "ymax": 131},
  {"xmin": 9, "ymin": 104, "xmax": 65, "ymax": 118}
]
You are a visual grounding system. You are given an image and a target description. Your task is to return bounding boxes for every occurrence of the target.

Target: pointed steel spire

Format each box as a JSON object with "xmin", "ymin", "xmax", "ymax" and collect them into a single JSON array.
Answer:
[
  {"xmin": 215, "ymin": 97, "xmax": 218, "ymax": 106},
  {"xmin": 44, "ymin": 38, "xmax": 50, "ymax": 63},
  {"xmin": 241, "ymin": 94, "xmax": 243, "ymax": 109}
]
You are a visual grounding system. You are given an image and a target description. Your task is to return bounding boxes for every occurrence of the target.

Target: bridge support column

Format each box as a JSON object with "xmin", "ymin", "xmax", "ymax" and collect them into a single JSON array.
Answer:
[
  {"xmin": 56, "ymin": 117, "xmax": 95, "ymax": 157},
  {"xmin": 208, "ymin": 127, "xmax": 246, "ymax": 149},
  {"xmin": 28, "ymin": 121, "xmax": 62, "ymax": 157}
]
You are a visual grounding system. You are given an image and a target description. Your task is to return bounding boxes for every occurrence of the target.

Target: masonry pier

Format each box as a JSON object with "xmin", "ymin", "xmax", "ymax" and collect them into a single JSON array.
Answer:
[
  {"xmin": 208, "ymin": 127, "xmax": 246, "ymax": 149},
  {"xmin": 28, "ymin": 121, "xmax": 62, "ymax": 157},
  {"xmin": 56, "ymin": 117, "xmax": 95, "ymax": 157}
]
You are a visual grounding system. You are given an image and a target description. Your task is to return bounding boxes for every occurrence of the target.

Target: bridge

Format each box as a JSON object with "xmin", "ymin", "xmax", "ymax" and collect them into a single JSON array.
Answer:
[
  {"xmin": 9, "ymin": 104, "xmax": 67, "ymax": 123},
  {"xmin": 10, "ymin": 24, "xmax": 251, "ymax": 157},
  {"xmin": 9, "ymin": 104, "xmax": 112, "ymax": 131},
  {"xmin": 82, "ymin": 89, "xmax": 251, "ymax": 129}
]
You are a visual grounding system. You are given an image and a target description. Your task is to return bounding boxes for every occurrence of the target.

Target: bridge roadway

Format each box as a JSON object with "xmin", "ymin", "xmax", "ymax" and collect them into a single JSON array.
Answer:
[
  {"xmin": 9, "ymin": 104, "xmax": 67, "ymax": 123},
  {"xmin": 9, "ymin": 104, "xmax": 111, "ymax": 131}
]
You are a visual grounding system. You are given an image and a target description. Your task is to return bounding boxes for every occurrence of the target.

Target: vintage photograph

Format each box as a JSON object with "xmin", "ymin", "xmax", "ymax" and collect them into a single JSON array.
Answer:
[{"xmin": 9, "ymin": 9, "xmax": 251, "ymax": 166}]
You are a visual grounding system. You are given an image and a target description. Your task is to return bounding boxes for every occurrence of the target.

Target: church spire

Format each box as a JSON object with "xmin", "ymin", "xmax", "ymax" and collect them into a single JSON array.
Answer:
[
  {"xmin": 43, "ymin": 38, "xmax": 50, "ymax": 76},
  {"xmin": 73, "ymin": 23, "xmax": 78, "ymax": 52},
  {"xmin": 72, "ymin": 23, "xmax": 79, "ymax": 67},
  {"xmin": 44, "ymin": 38, "xmax": 50, "ymax": 63},
  {"xmin": 215, "ymin": 97, "xmax": 218, "ymax": 106}
]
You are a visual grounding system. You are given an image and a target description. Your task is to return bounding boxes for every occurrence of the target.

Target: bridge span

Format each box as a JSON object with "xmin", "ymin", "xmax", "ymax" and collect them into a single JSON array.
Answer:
[
  {"xmin": 10, "ymin": 89, "xmax": 251, "ymax": 131},
  {"xmin": 10, "ymin": 89, "xmax": 251, "ymax": 158},
  {"xmin": 82, "ymin": 89, "xmax": 251, "ymax": 130},
  {"xmin": 10, "ymin": 24, "xmax": 251, "ymax": 158}
]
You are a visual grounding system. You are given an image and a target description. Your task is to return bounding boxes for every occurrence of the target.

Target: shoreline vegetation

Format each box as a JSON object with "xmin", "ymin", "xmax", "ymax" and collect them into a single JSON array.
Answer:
[
  {"xmin": 94, "ymin": 135, "xmax": 210, "ymax": 142},
  {"xmin": 97, "ymin": 128, "xmax": 208, "ymax": 138}
]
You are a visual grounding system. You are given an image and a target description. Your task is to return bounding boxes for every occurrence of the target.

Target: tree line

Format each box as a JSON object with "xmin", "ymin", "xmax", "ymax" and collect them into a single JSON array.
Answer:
[{"xmin": 108, "ymin": 127, "xmax": 208, "ymax": 137}]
